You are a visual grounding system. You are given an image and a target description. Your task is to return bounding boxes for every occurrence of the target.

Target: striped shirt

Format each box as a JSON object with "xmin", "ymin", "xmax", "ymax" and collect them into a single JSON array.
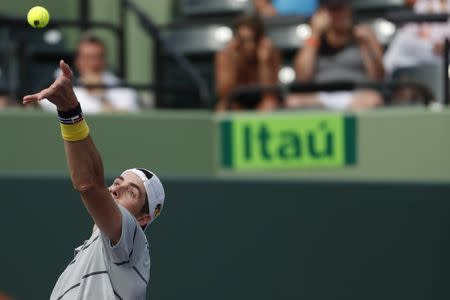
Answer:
[{"xmin": 50, "ymin": 205, "xmax": 150, "ymax": 300}]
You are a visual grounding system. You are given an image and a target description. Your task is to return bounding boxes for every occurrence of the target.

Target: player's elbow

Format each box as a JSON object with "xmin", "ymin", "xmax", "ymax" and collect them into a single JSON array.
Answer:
[{"xmin": 72, "ymin": 178, "xmax": 104, "ymax": 195}]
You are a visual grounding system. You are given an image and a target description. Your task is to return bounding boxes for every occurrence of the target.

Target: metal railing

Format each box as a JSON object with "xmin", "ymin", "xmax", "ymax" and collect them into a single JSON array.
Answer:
[
  {"xmin": 0, "ymin": 0, "xmax": 209, "ymax": 108},
  {"xmin": 124, "ymin": 0, "xmax": 209, "ymax": 107},
  {"xmin": 227, "ymin": 80, "xmax": 438, "ymax": 109}
]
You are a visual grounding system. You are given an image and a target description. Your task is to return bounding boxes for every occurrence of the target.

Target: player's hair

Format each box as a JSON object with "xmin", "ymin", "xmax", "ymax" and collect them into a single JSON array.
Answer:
[
  {"xmin": 140, "ymin": 195, "xmax": 150, "ymax": 230},
  {"xmin": 75, "ymin": 32, "xmax": 106, "ymax": 57},
  {"xmin": 141, "ymin": 195, "xmax": 150, "ymax": 215},
  {"xmin": 233, "ymin": 14, "xmax": 265, "ymax": 42}
]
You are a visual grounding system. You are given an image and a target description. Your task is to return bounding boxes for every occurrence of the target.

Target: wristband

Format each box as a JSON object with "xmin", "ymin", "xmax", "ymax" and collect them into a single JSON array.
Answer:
[
  {"xmin": 57, "ymin": 103, "xmax": 84, "ymax": 124},
  {"xmin": 60, "ymin": 120, "xmax": 90, "ymax": 141},
  {"xmin": 57, "ymin": 103, "xmax": 90, "ymax": 141}
]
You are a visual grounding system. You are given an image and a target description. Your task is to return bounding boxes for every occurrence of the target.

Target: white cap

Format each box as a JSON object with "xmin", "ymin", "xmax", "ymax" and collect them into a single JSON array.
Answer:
[{"xmin": 121, "ymin": 168, "xmax": 165, "ymax": 229}]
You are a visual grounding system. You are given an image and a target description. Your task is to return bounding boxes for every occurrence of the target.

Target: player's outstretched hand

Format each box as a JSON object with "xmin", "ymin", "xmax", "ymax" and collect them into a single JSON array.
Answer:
[{"xmin": 23, "ymin": 60, "xmax": 79, "ymax": 111}]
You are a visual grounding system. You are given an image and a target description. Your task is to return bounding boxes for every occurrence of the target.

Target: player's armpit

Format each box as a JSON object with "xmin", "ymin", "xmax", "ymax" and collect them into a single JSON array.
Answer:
[
  {"xmin": 100, "ymin": 205, "xmax": 143, "ymax": 262},
  {"xmin": 78, "ymin": 184, "xmax": 123, "ymax": 245}
]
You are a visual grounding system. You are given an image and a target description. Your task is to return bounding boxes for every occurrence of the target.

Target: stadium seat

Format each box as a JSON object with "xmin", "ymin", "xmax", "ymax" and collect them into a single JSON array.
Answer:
[
  {"xmin": 180, "ymin": 0, "xmax": 252, "ymax": 17},
  {"xmin": 164, "ymin": 23, "xmax": 232, "ymax": 54},
  {"xmin": 165, "ymin": 16, "xmax": 309, "ymax": 53},
  {"xmin": 7, "ymin": 28, "xmax": 72, "ymax": 96},
  {"xmin": 392, "ymin": 64, "xmax": 450, "ymax": 103},
  {"xmin": 158, "ymin": 23, "xmax": 228, "ymax": 107},
  {"xmin": 352, "ymin": 0, "xmax": 404, "ymax": 11},
  {"xmin": 264, "ymin": 16, "xmax": 308, "ymax": 51},
  {"xmin": 157, "ymin": 53, "xmax": 216, "ymax": 108},
  {"xmin": 359, "ymin": 18, "xmax": 397, "ymax": 46},
  {"xmin": 352, "ymin": 0, "xmax": 410, "ymax": 20}
]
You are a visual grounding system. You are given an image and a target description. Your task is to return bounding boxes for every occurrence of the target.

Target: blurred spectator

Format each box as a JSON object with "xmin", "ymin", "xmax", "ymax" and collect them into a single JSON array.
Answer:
[
  {"xmin": 0, "ymin": 95, "xmax": 20, "ymax": 109},
  {"xmin": 404, "ymin": 0, "xmax": 417, "ymax": 9},
  {"xmin": 40, "ymin": 33, "xmax": 139, "ymax": 114},
  {"xmin": 0, "ymin": 95, "xmax": 9, "ymax": 109},
  {"xmin": 384, "ymin": 0, "xmax": 450, "ymax": 75},
  {"xmin": 215, "ymin": 15, "xmax": 281, "ymax": 111},
  {"xmin": 286, "ymin": 0, "xmax": 384, "ymax": 110},
  {"xmin": 254, "ymin": 0, "xmax": 318, "ymax": 17}
]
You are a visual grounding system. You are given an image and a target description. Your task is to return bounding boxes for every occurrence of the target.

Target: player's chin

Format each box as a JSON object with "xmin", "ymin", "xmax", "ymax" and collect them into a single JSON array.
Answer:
[{"xmin": 111, "ymin": 196, "xmax": 120, "ymax": 205}]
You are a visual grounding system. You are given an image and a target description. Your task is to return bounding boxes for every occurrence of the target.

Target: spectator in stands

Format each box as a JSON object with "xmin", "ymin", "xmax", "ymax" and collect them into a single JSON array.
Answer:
[
  {"xmin": 215, "ymin": 15, "xmax": 281, "ymax": 111},
  {"xmin": 0, "ymin": 95, "xmax": 19, "ymax": 109},
  {"xmin": 384, "ymin": 0, "xmax": 450, "ymax": 75},
  {"xmin": 254, "ymin": 0, "xmax": 318, "ymax": 17},
  {"xmin": 286, "ymin": 0, "xmax": 384, "ymax": 110},
  {"xmin": 40, "ymin": 33, "xmax": 139, "ymax": 114},
  {"xmin": 404, "ymin": 0, "xmax": 417, "ymax": 9},
  {"xmin": 0, "ymin": 96, "xmax": 9, "ymax": 109}
]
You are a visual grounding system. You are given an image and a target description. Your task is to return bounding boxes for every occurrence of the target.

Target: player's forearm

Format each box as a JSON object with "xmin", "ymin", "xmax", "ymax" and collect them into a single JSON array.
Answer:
[
  {"xmin": 59, "ymin": 105, "xmax": 122, "ymax": 242},
  {"xmin": 64, "ymin": 136, "xmax": 105, "ymax": 192},
  {"xmin": 57, "ymin": 103, "xmax": 106, "ymax": 191}
]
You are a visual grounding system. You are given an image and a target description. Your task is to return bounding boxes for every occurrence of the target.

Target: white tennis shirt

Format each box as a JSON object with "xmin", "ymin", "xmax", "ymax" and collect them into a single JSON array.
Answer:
[{"xmin": 50, "ymin": 205, "xmax": 150, "ymax": 300}]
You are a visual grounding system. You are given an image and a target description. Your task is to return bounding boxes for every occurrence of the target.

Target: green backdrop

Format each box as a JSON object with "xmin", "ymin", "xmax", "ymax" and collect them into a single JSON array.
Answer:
[
  {"xmin": 0, "ymin": 108, "xmax": 449, "ymax": 299},
  {"xmin": 0, "ymin": 177, "xmax": 449, "ymax": 299},
  {"xmin": 0, "ymin": 108, "xmax": 449, "ymax": 182}
]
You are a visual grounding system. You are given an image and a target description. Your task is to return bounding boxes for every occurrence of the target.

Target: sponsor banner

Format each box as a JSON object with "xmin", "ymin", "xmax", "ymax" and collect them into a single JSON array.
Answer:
[{"xmin": 220, "ymin": 114, "xmax": 357, "ymax": 170}]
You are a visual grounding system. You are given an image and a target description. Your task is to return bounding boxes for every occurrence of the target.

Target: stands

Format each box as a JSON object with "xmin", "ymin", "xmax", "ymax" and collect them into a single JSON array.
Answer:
[
  {"xmin": 159, "ymin": 0, "xmax": 449, "ymax": 108},
  {"xmin": 392, "ymin": 64, "xmax": 449, "ymax": 104},
  {"xmin": 0, "ymin": 0, "xmax": 449, "ymax": 109}
]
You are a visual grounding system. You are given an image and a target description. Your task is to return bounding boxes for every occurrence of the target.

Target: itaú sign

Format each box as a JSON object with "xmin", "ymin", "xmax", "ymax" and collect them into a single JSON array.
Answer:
[{"xmin": 219, "ymin": 113, "xmax": 357, "ymax": 171}]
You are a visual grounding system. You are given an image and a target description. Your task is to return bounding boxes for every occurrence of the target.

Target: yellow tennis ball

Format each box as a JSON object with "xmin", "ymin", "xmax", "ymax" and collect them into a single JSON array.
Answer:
[{"xmin": 27, "ymin": 6, "xmax": 50, "ymax": 29}]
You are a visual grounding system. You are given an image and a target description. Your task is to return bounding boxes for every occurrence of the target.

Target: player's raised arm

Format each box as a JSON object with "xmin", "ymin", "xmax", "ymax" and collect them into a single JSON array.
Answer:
[{"xmin": 23, "ymin": 60, "xmax": 122, "ymax": 244}]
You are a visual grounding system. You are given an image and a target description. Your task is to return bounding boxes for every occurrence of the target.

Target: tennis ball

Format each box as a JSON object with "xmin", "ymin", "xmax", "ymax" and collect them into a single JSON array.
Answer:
[{"xmin": 27, "ymin": 6, "xmax": 50, "ymax": 29}]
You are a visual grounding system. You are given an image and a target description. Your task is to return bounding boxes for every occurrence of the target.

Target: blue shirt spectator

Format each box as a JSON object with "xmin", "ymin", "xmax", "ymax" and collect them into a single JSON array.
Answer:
[{"xmin": 254, "ymin": 0, "xmax": 318, "ymax": 17}]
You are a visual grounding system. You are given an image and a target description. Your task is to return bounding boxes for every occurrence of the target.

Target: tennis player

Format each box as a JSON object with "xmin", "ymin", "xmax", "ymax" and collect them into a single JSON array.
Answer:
[{"xmin": 23, "ymin": 60, "xmax": 165, "ymax": 299}]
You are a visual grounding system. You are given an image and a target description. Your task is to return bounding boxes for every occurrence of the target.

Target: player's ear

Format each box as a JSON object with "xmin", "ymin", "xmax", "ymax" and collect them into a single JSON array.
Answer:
[
  {"xmin": 137, "ymin": 214, "xmax": 151, "ymax": 227},
  {"xmin": 154, "ymin": 204, "xmax": 161, "ymax": 219}
]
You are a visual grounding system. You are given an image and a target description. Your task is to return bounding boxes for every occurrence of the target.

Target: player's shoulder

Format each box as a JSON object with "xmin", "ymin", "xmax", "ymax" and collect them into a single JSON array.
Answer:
[
  {"xmin": 117, "ymin": 204, "xmax": 138, "ymax": 225},
  {"xmin": 117, "ymin": 205, "xmax": 147, "ymax": 241}
]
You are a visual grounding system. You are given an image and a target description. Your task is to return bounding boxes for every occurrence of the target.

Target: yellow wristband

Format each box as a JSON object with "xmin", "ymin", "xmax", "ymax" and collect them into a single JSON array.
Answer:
[{"xmin": 60, "ymin": 119, "xmax": 90, "ymax": 141}]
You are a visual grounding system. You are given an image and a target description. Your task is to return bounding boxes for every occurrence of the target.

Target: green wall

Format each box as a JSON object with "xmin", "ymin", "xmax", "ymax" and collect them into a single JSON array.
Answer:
[
  {"xmin": 0, "ymin": 177, "xmax": 449, "ymax": 299},
  {"xmin": 0, "ymin": 109, "xmax": 214, "ymax": 177},
  {"xmin": 217, "ymin": 108, "xmax": 450, "ymax": 182},
  {"xmin": 0, "ymin": 108, "xmax": 449, "ymax": 182}
]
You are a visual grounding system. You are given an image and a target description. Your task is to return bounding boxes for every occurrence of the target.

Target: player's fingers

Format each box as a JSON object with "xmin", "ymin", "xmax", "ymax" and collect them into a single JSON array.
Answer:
[
  {"xmin": 60, "ymin": 60, "xmax": 73, "ymax": 81},
  {"xmin": 24, "ymin": 88, "xmax": 51, "ymax": 104},
  {"xmin": 37, "ymin": 88, "xmax": 52, "ymax": 100},
  {"xmin": 22, "ymin": 93, "xmax": 39, "ymax": 104}
]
